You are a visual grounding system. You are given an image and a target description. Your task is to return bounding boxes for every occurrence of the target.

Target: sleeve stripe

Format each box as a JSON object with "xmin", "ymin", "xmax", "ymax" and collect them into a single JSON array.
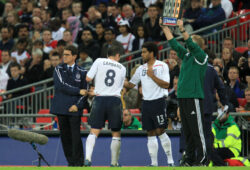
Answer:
[
  {"xmin": 55, "ymin": 67, "xmax": 62, "ymax": 82},
  {"xmin": 194, "ymin": 54, "xmax": 208, "ymax": 65}
]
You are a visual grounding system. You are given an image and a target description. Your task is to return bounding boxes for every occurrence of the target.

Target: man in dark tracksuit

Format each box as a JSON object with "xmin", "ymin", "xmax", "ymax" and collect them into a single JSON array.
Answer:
[
  {"xmin": 203, "ymin": 63, "xmax": 227, "ymax": 160},
  {"xmin": 50, "ymin": 45, "xmax": 88, "ymax": 166},
  {"xmin": 161, "ymin": 19, "xmax": 208, "ymax": 166}
]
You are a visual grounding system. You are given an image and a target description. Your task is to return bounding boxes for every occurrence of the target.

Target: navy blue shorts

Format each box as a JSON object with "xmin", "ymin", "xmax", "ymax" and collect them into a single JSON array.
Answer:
[
  {"xmin": 141, "ymin": 97, "xmax": 167, "ymax": 131},
  {"xmin": 88, "ymin": 96, "xmax": 122, "ymax": 130}
]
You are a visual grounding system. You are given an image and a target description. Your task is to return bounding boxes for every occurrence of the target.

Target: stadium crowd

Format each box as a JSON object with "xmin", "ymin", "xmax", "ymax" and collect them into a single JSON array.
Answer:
[{"xmin": 0, "ymin": 0, "xmax": 249, "ymax": 167}]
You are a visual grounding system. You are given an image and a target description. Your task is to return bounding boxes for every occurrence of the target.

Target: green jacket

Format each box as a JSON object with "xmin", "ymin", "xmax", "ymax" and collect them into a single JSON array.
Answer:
[
  {"xmin": 212, "ymin": 115, "xmax": 241, "ymax": 157},
  {"xmin": 168, "ymin": 38, "xmax": 208, "ymax": 99},
  {"xmin": 122, "ymin": 117, "xmax": 142, "ymax": 130}
]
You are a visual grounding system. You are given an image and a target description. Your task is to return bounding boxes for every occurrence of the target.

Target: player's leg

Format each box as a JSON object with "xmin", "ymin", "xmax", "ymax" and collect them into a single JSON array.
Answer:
[
  {"xmin": 147, "ymin": 130, "xmax": 159, "ymax": 166},
  {"xmin": 153, "ymin": 98, "xmax": 174, "ymax": 166},
  {"xmin": 111, "ymin": 130, "xmax": 121, "ymax": 166},
  {"xmin": 85, "ymin": 97, "xmax": 106, "ymax": 166},
  {"xmin": 156, "ymin": 128, "xmax": 174, "ymax": 166},
  {"xmin": 107, "ymin": 96, "xmax": 123, "ymax": 166},
  {"xmin": 85, "ymin": 128, "xmax": 101, "ymax": 165}
]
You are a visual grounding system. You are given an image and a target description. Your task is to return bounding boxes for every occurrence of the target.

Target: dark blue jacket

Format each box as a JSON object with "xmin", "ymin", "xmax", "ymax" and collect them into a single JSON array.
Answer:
[
  {"xmin": 50, "ymin": 63, "xmax": 88, "ymax": 116},
  {"xmin": 203, "ymin": 64, "xmax": 227, "ymax": 114}
]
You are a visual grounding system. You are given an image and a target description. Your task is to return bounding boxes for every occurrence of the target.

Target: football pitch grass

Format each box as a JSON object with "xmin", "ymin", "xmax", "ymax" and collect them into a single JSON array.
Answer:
[{"xmin": 0, "ymin": 167, "xmax": 249, "ymax": 170}]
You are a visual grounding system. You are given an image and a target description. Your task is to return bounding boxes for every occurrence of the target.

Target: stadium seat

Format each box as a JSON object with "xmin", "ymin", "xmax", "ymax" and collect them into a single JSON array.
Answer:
[
  {"xmin": 36, "ymin": 109, "xmax": 52, "ymax": 130},
  {"xmin": 235, "ymin": 47, "xmax": 248, "ymax": 54},
  {"xmin": 237, "ymin": 98, "xmax": 247, "ymax": 107}
]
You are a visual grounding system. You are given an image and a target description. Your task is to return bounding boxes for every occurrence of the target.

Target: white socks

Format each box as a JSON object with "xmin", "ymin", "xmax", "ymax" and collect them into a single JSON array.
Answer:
[
  {"xmin": 159, "ymin": 133, "xmax": 174, "ymax": 164},
  {"xmin": 111, "ymin": 137, "xmax": 121, "ymax": 166},
  {"xmin": 85, "ymin": 133, "xmax": 97, "ymax": 161},
  {"xmin": 147, "ymin": 136, "xmax": 158, "ymax": 166}
]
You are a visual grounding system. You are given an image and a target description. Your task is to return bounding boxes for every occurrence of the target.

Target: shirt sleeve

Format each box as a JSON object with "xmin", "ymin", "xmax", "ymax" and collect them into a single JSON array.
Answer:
[
  {"xmin": 130, "ymin": 66, "xmax": 141, "ymax": 85},
  {"xmin": 161, "ymin": 63, "xmax": 170, "ymax": 83},
  {"xmin": 87, "ymin": 59, "xmax": 99, "ymax": 79},
  {"xmin": 168, "ymin": 38, "xmax": 188, "ymax": 60}
]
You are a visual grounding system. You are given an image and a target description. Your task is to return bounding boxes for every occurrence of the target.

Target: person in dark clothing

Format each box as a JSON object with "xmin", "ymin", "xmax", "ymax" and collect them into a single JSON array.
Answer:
[
  {"xmin": 203, "ymin": 63, "xmax": 227, "ymax": 160},
  {"xmin": 0, "ymin": 27, "xmax": 14, "ymax": 51},
  {"xmin": 78, "ymin": 29, "xmax": 100, "ymax": 61},
  {"xmin": 24, "ymin": 49, "xmax": 43, "ymax": 84},
  {"xmin": 144, "ymin": 4, "xmax": 162, "ymax": 41},
  {"xmin": 50, "ymin": 45, "xmax": 88, "ymax": 167}
]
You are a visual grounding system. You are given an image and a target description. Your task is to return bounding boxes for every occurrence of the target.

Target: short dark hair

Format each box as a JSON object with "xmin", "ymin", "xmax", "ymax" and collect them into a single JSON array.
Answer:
[
  {"xmin": 57, "ymin": 40, "xmax": 66, "ymax": 46},
  {"xmin": 64, "ymin": 45, "xmax": 78, "ymax": 56},
  {"xmin": 104, "ymin": 27, "xmax": 115, "ymax": 34},
  {"xmin": 107, "ymin": 45, "xmax": 124, "ymax": 56},
  {"xmin": 18, "ymin": 24, "xmax": 29, "ymax": 31},
  {"xmin": 51, "ymin": 51, "xmax": 60, "ymax": 57},
  {"xmin": 1, "ymin": 49, "xmax": 11, "ymax": 56},
  {"xmin": 17, "ymin": 38, "xmax": 28, "ymax": 45},
  {"xmin": 142, "ymin": 42, "xmax": 158, "ymax": 57},
  {"xmin": 10, "ymin": 62, "xmax": 21, "ymax": 70}
]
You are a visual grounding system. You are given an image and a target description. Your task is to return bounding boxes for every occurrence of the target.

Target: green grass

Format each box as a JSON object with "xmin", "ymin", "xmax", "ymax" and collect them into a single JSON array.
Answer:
[{"xmin": 0, "ymin": 167, "xmax": 249, "ymax": 170}]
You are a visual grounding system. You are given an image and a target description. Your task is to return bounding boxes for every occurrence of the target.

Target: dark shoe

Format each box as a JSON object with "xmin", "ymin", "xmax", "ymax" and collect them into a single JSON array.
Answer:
[
  {"xmin": 168, "ymin": 163, "xmax": 175, "ymax": 166},
  {"xmin": 146, "ymin": 164, "xmax": 157, "ymax": 167},
  {"xmin": 84, "ymin": 160, "xmax": 92, "ymax": 167}
]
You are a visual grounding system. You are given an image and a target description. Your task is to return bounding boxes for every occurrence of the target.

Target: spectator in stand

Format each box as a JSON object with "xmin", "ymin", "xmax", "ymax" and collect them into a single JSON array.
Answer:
[
  {"xmin": 100, "ymin": 28, "xmax": 124, "ymax": 58},
  {"xmin": 32, "ymin": 39, "xmax": 49, "ymax": 61},
  {"xmin": 55, "ymin": 40, "xmax": 67, "ymax": 58},
  {"xmin": 82, "ymin": 6, "xmax": 102, "ymax": 33},
  {"xmin": 32, "ymin": 6, "xmax": 42, "ymax": 18},
  {"xmin": 144, "ymin": 4, "xmax": 162, "ymax": 41},
  {"xmin": 66, "ymin": 16, "xmax": 81, "ymax": 43},
  {"xmin": 238, "ymin": 56, "xmax": 249, "ymax": 84},
  {"xmin": 41, "ymin": 9, "xmax": 52, "ymax": 28},
  {"xmin": 221, "ymin": 47, "xmax": 237, "ymax": 82},
  {"xmin": 95, "ymin": 22, "xmax": 106, "ymax": 48},
  {"xmin": 42, "ymin": 29, "xmax": 58, "ymax": 55},
  {"xmin": 16, "ymin": 24, "xmax": 30, "ymax": 40},
  {"xmin": 228, "ymin": 66, "xmax": 246, "ymax": 98},
  {"xmin": 72, "ymin": 1, "xmax": 83, "ymax": 20},
  {"xmin": 0, "ymin": 50, "xmax": 14, "ymax": 77},
  {"xmin": 183, "ymin": 0, "xmax": 204, "ymax": 34},
  {"xmin": 98, "ymin": 2, "xmax": 108, "ymax": 20},
  {"xmin": 42, "ymin": 51, "xmax": 61, "ymax": 81},
  {"xmin": 62, "ymin": 8, "xmax": 73, "ymax": 25},
  {"xmin": 31, "ymin": 16, "xmax": 43, "ymax": 42},
  {"xmin": 121, "ymin": 109, "xmax": 142, "ymax": 130},
  {"xmin": 78, "ymin": 28, "xmax": 100, "ymax": 61},
  {"xmin": 11, "ymin": 38, "xmax": 30, "ymax": 67},
  {"xmin": 50, "ymin": 17, "xmax": 66, "ymax": 41},
  {"xmin": 236, "ymin": 87, "xmax": 250, "ymax": 112},
  {"xmin": 6, "ymin": 11, "xmax": 20, "ymax": 27},
  {"xmin": 133, "ymin": 1, "xmax": 147, "ymax": 22},
  {"xmin": 0, "ymin": 68, "xmax": 9, "ymax": 93},
  {"xmin": 77, "ymin": 48, "xmax": 93, "ymax": 69},
  {"xmin": 232, "ymin": 0, "xmax": 250, "ymax": 11},
  {"xmin": 209, "ymin": 0, "xmax": 233, "ymax": 18},
  {"xmin": 24, "ymin": 49, "xmax": 44, "ymax": 84},
  {"xmin": 213, "ymin": 58, "xmax": 224, "ymax": 73},
  {"xmin": 191, "ymin": 0, "xmax": 226, "ymax": 33},
  {"xmin": 6, "ymin": 62, "xmax": 28, "ymax": 99},
  {"xmin": 165, "ymin": 57, "xmax": 180, "ymax": 89},
  {"xmin": 242, "ymin": 39, "xmax": 250, "ymax": 59},
  {"xmin": 62, "ymin": 30, "xmax": 78, "ymax": 47},
  {"xmin": 122, "ymin": 4, "xmax": 143, "ymax": 31},
  {"xmin": 2, "ymin": 1, "xmax": 14, "ymax": 19},
  {"xmin": 0, "ymin": 26, "xmax": 14, "ymax": 51},
  {"xmin": 18, "ymin": 0, "xmax": 32, "ymax": 23},
  {"xmin": 105, "ymin": 2, "xmax": 122, "ymax": 29},
  {"xmin": 132, "ymin": 24, "xmax": 151, "ymax": 56},
  {"xmin": 116, "ymin": 20, "xmax": 135, "ymax": 54},
  {"xmin": 39, "ymin": 0, "xmax": 50, "ymax": 10},
  {"xmin": 222, "ymin": 37, "xmax": 242, "ymax": 63},
  {"xmin": 214, "ymin": 65, "xmax": 223, "ymax": 77}
]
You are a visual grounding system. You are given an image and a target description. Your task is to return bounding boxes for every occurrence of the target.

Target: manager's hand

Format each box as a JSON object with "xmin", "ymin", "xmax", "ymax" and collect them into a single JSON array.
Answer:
[
  {"xmin": 69, "ymin": 105, "xmax": 78, "ymax": 112},
  {"xmin": 80, "ymin": 89, "xmax": 88, "ymax": 96}
]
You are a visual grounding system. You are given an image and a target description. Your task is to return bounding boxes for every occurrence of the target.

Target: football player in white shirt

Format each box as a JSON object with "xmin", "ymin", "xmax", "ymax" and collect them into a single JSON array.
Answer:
[
  {"xmin": 124, "ymin": 42, "xmax": 174, "ymax": 166},
  {"xmin": 85, "ymin": 45, "xmax": 126, "ymax": 167}
]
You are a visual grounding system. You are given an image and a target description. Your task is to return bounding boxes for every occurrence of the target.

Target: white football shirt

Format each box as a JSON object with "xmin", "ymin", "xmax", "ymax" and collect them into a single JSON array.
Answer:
[
  {"xmin": 130, "ymin": 60, "xmax": 170, "ymax": 100},
  {"xmin": 87, "ymin": 58, "xmax": 126, "ymax": 96}
]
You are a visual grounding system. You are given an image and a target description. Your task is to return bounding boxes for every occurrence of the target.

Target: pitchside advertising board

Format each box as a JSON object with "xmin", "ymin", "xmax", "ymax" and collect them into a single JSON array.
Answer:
[{"xmin": 162, "ymin": 0, "xmax": 183, "ymax": 26}]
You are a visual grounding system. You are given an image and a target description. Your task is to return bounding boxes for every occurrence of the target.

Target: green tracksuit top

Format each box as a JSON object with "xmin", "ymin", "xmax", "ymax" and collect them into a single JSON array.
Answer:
[
  {"xmin": 169, "ymin": 38, "xmax": 208, "ymax": 99},
  {"xmin": 121, "ymin": 117, "xmax": 142, "ymax": 130}
]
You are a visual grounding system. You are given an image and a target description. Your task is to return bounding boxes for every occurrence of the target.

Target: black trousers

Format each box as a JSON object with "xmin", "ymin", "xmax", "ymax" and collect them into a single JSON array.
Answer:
[
  {"xmin": 211, "ymin": 148, "xmax": 234, "ymax": 166},
  {"xmin": 179, "ymin": 98, "xmax": 207, "ymax": 164},
  {"xmin": 58, "ymin": 115, "xmax": 84, "ymax": 166},
  {"xmin": 204, "ymin": 113, "xmax": 213, "ymax": 160}
]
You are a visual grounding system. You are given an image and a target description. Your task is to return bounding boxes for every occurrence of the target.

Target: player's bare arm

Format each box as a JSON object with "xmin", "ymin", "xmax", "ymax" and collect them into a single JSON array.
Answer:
[
  {"xmin": 86, "ymin": 76, "xmax": 93, "ymax": 82},
  {"xmin": 159, "ymin": 17, "xmax": 174, "ymax": 41},
  {"xmin": 147, "ymin": 66, "xmax": 169, "ymax": 89},
  {"xmin": 124, "ymin": 79, "xmax": 136, "ymax": 89}
]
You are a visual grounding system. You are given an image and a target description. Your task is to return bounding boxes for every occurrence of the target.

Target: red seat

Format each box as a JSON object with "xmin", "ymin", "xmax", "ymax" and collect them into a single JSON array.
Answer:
[
  {"xmin": 36, "ymin": 109, "xmax": 52, "ymax": 130},
  {"xmin": 235, "ymin": 47, "xmax": 248, "ymax": 54},
  {"xmin": 129, "ymin": 108, "xmax": 141, "ymax": 120},
  {"xmin": 237, "ymin": 98, "xmax": 247, "ymax": 107}
]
